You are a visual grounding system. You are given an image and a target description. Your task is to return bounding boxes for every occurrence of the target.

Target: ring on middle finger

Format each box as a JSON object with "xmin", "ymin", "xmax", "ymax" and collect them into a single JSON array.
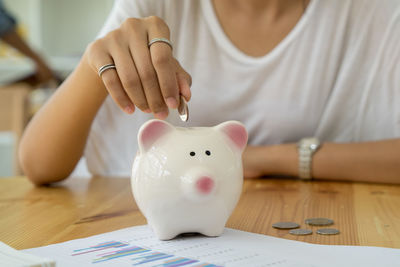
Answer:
[{"xmin": 148, "ymin": 38, "xmax": 173, "ymax": 50}]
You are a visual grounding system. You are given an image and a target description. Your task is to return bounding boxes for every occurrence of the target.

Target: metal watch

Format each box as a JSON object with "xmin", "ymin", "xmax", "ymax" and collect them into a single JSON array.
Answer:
[{"xmin": 297, "ymin": 137, "xmax": 321, "ymax": 180}]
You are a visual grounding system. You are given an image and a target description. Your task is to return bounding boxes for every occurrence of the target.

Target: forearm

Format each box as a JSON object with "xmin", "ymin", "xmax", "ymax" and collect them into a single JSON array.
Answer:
[
  {"xmin": 312, "ymin": 140, "xmax": 400, "ymax": 184},
  {"xmin": 19, "ymin": 53, "xmax": 108, "ymax": 185},
  {"xmin": 250, "ymin": 139, "xmax": 400, "ymax": 184}
]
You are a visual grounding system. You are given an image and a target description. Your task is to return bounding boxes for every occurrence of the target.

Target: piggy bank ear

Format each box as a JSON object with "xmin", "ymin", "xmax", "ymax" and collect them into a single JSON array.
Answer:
[
  {"xmin": 215, "ymin": 121, "xmax": 248, "ymax": 152},
  {"xmin": 138, "ymin": 119, "xmax": 174, "ymax": 152}
]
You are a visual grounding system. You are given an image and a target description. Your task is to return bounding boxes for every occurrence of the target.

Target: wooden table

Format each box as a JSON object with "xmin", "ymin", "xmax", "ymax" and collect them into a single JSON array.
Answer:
[{"xmin": 1, "ymin": 177, "xmax": 400, "ymax": 250}]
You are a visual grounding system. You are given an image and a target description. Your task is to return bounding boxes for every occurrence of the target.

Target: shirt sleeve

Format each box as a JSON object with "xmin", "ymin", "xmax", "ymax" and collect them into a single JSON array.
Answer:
[{"xmin": 0, "ymin": 0, "xmax": 16, "ymax": 37}]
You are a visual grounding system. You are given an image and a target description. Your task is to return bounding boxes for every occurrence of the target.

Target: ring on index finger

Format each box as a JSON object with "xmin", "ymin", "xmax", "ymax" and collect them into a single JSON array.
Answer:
[{"xmin": 148, "ymin": 38, "xmax": 173, "ymax": 50}]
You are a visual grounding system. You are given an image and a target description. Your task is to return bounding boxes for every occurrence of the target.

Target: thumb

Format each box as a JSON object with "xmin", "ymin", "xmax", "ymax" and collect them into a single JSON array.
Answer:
[{"xmin": 175, "ymin": 61, "xmax": 192, "ymax": 101}]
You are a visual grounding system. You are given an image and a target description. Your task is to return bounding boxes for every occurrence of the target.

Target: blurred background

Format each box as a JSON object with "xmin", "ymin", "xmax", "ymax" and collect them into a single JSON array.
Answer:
[{"xmin": 0, "ymin": 0, "xmax": 113, "ymax": 177}]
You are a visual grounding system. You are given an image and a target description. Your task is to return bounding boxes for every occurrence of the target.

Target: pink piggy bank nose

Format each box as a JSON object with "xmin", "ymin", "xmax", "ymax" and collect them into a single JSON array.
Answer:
[{"xmin": 196, "ymin": 176, "xmax": 214, "ymax": 194}]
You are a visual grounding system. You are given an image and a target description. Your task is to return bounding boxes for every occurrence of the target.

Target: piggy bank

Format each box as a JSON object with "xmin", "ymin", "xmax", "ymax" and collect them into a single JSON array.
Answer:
[{"xmin": 131, "ymin": 119, "xmax": 248, "ymax": 240}]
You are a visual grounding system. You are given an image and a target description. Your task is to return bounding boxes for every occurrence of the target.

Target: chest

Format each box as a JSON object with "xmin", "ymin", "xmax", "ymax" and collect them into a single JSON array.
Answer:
[
  {"xmin": 211, "ymin": 0, "xmax": 308, "ymax": 57},
  {"xmin": 169, "ymin": 1, "xmax": 341, "ymax": 144}
]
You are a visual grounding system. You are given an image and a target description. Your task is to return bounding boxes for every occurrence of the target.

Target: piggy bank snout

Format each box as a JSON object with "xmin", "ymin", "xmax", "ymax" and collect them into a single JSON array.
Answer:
[
  {"xmin": 181, "ymin": 170, "xmax": 217, "ymax": 201},
  {"xmin": 196, "ymin": 176, "xmax": 214, "ymax": 194}
]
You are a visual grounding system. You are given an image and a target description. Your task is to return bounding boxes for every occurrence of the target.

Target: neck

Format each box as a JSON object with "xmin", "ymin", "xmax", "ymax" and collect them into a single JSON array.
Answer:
[{"xmin": 217, "ymin": 0, "xmax": 308, "ymax": 17}]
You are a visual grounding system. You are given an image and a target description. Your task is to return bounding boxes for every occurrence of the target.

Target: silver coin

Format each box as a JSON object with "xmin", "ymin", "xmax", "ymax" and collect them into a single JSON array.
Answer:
[
  {"xmin": 178, "ymin": 95, "xmax": 189, "ymax": 122},
  {"xmin": 316, "ymin": 228, "xmax": 340, "ymax": 235},
  {"xmin": 272, "ymin": 222, "xmax": 300, "ymax": 229},
  {"xmin": 305, "ymin": 217, "xmax": 334, "ymax": 226},
  {"xmin": 289, "ymin": 229, "xmax": 313, "ymax": 236}
]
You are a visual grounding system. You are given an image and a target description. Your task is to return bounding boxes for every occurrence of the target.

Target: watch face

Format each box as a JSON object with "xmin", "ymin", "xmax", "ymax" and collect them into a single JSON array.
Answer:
[
  {"xmin": 308, "ymin": 138, "xmax": 320, "ymax": 151},
  {"xmin": 310, "ymin": 143, "xmax": 318, "ymax": 150},
  {"xmin": 300, "ymin": 138, "xmax": 320, "ymax": 151}
]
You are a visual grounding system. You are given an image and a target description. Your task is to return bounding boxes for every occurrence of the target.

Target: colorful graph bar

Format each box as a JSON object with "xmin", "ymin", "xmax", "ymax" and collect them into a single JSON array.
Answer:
[
  {"xmin": 153, "ymin": 256, "xmax": 198, "ymax": 266},
  {"xmin": 94, "ymin": 246, "xmax": 151, "ymax": 263},
  {"xmin": 192, "ymin": 264, "xmax": 221, "ymax": 267},
  {"xmin": 72, "ymin": 241, "xmax": 128, "ymax": 256},
  {"xmin": 72, "ymin": 241, "xmax": 222, "ymax": 266},
  {"xmin": 132, "ymin": 252, "xmax": 174, "ymax": 265}
]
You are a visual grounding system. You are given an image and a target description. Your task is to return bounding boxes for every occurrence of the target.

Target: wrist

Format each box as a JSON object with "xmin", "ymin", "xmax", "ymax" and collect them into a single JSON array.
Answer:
[
  {"xmin": 297, "ymin": 137, "xmax": 321, "ymax": 180},
  {"xmin": 80, "ymin": 52, "xmax": 109, "ymax": 100},
  {"xmin": 257, "ymin": 144, "xmax": 298, "ymax": 177}
]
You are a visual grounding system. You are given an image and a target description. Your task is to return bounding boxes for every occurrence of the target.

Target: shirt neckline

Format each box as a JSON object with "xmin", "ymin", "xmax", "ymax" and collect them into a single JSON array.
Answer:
[{"xmin": 201, "ymin": 0, "xmax": 318, "ymax": 65}]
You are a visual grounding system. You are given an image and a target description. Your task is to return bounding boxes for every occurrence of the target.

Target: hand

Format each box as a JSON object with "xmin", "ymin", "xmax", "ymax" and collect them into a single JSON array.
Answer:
[{"xmin": 85, "ymin": 16, "xmax": 192, "ymax": 119}]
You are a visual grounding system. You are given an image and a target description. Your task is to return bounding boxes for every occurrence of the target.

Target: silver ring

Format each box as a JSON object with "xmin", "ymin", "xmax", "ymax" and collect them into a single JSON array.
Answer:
[
  {"xmin": 148, "ymin": 38, "xmax": 173, "ymax": 50},
  {"xmin": 98, "ymin": 63, "xmax": 116, "ymax": 77}
]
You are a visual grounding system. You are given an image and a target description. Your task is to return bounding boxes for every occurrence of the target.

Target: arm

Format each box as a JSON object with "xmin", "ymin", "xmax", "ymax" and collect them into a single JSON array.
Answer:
[
  {"xmin": 19, "ymin": 17, "xmax": 191, "ymax": 185},
  {"xmin": 243, "ymin": 139, "xmax": 400, "ymax": 184},
  {"xmin": 19, "ymin": 54, "xmax": 108, "ymax": 185}
]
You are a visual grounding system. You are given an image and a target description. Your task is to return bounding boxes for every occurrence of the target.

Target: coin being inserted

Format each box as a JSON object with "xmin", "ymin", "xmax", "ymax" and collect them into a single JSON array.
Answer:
[
  {"xmin": 178, "ymin": 95, "xmax": 189, "ymax": 122},
  {"xmin": 272, "ymin": 222, "xmax": 300, "ymax": 229}
]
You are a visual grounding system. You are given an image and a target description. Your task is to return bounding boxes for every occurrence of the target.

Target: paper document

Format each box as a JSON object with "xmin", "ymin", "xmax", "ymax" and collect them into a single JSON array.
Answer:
[
  {"xmin": 0, "ymin": 241, "xmax": 55, "ymax": 267},
  {"xmin": 23, "ymin": 225, "xmax": 400, "ymax": 267}
]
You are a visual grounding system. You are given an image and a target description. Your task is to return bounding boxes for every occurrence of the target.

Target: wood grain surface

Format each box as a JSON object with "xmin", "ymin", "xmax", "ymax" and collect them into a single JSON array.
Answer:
[{"xmin": 1, "ymin": 176, "xmax": 399, "ymax": 250}]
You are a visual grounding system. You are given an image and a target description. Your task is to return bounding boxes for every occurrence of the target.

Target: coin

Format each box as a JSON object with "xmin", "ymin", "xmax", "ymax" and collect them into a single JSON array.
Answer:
[
  {"xmin": 178, "ymin": 95, "xmax": 189, "ymax": 122},
  {"xmin": 289, "ymin": 229, "xmax": 313, "ymax": 236},
  {"xmin": 305, "ymin": 217, "xmax": 334, "ymax": 226},
  {"xmin": 272, "ymin": 222, "xmax": 300, "ymax": 229},
  {"xmin": 316, "ymin": 228, "xmax": 340, "ymax": 235}
]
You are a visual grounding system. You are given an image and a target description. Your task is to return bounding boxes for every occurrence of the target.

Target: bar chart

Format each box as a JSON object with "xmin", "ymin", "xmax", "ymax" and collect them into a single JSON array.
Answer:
[
  {"xmin": 25, "ymin": 225, "xmax": 314, "ymax": 267},
  {"xmin": 72, "ymin": 241, "xmax": 222, "ymax": 266}
]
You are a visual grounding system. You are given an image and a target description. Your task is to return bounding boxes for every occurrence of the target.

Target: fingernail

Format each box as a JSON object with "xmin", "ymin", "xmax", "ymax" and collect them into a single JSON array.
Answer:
[
  {"xmin": 155, "ymin": 111, "xmax": 168, "ymax": 120},
  {"xmin": 165, "ymin": 97, "xmax": 178, "ymax": 109},
  {"xmin": 143, "ymin": 109, "xmax": 151, "ymax": 113},
  {"xmin": 124, "ymin": 105, "xmax": 134, "ymax": 114}
]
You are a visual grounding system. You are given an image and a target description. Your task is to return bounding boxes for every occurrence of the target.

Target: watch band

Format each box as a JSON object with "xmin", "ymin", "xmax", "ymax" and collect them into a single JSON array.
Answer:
[
  {"xmin": 298, "ymin": 147, "xmax": 313, "ymax": 180},
  {"xmin": 298, "ymin": 137, "xmax": 320, "ymax": 180}
]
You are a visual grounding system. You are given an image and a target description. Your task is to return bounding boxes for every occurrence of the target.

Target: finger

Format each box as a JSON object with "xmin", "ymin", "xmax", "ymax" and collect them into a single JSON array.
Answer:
[
  {"xmin": 110, "ymin": 45, "xmax": 151, "ymax": 113},
  {"xmin": 96, "ymin": 55, "xmax": 135, "ymax": 114},
  {"xmin": 147, "ymin": 17, "xmax": 179, "ymax": 110},
  {"xmin": 127, "ymin": 18, "xmax": 168, "ymax": 119},
  {"xmin": 175, "ymin": 60, "xmax": 192, "ymax": 101}
]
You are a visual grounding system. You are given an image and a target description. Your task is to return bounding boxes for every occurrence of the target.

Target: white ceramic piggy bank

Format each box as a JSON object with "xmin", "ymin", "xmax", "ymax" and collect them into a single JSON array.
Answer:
[{"xmin": 131, "ymin": 119, "xmax": 248, "ymax": 240}]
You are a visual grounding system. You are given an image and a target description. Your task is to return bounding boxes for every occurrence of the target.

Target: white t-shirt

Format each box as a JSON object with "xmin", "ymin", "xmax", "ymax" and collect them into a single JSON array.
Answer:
[{"xmin": 82, "ymin": 0, "xmax": 400, "ymax": 177}]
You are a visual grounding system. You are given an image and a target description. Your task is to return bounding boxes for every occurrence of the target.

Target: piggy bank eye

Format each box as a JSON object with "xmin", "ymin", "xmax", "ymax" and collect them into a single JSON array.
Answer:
[
  {"xmin": 205, "ymin": 150, "xmax": 211, "ymax": 156},
  {"xmin": 190, "ymin": 151, "xmax": 196, "ymax": 156}
]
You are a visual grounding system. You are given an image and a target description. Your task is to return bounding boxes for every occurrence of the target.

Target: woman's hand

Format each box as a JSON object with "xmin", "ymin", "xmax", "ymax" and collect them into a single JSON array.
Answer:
[{"xmin": 85, "ymin": 16, "xmax": 192, "ymax": 119}]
